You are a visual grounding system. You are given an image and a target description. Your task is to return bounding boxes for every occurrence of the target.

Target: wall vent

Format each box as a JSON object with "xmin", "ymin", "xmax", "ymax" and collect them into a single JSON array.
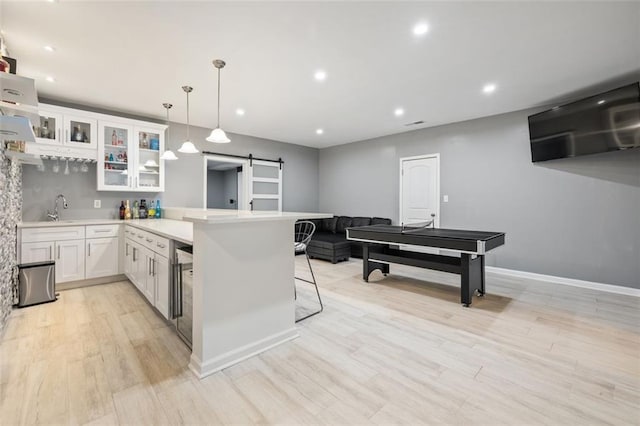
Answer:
[{"xmin": 404, "ymin": 120, "xmax": 424, "ymax": 126}]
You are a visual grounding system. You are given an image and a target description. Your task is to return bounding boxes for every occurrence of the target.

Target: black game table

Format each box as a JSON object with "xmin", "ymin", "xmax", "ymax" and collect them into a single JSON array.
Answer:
[{"xmin": 346, "ymin": 225, "xmax": 506, "ymax": 306}]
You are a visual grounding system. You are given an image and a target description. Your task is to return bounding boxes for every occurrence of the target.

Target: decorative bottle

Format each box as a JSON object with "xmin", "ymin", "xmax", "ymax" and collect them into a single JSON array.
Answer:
[
  {"xmin": 133, "ymin": 200, "xmax": 139, "ymax": 219},
  {"xmin": 124, "ymin": 200, "xmax": 131, "ymax": 220},
  {"xmin": 111, "ymin": 130, "xmax": 117, "ymax": 145},
  {"xmin": 148, "ymin": 201, "xmax": 155, "ymax": 219},
  {"xmin": 154, "ymin": 199, "xmax": 161, "ymax": 219},
  {"xmin": 119, "ymin": 201, "xmax": 125, "ymax": 220},
  {"xmin": 73, "ymin": 125, "xmax": 83, "ymax": 141},
  {"xmin": 139, "ymin": 199, "xmax": 147, "ymax": 219}
]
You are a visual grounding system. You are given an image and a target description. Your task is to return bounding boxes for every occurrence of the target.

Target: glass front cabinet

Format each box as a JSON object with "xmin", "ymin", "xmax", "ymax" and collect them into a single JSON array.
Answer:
[{"xmin": 97, "ymin": 121, "xmax": 166, "ymax": 192}]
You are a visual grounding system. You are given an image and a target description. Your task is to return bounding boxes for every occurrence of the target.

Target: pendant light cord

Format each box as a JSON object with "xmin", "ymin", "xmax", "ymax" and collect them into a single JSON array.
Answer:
[
  {"xmin": 217, "ymin": 67, "xmax": 221, "ymax": 128},
  {"xmin": 186, "ymin": 91, "xmax": 190, "ymax": 141}
]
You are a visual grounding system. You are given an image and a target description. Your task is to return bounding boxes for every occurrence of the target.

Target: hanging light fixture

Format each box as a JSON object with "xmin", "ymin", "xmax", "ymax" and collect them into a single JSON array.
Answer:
[
  {"xmin": 160, "ymin": 103, "xmax": 178, "ymax": 160},
  {"xmin": 178, "ymin": 85, "xmax": 199, "ymax": 153},
  {"xmin": 206, "ymin": 59, "xmax": 231, "ymax": 143}
]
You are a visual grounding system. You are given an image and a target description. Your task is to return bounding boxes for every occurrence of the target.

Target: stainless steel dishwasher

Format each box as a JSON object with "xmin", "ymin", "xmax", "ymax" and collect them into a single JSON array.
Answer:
[
  {"xmin": 18, "ymin": 261, "xmax": 56, "ymax": 307},
  {"xmin": 174, "ymin": 246, "xmax": 193, "ymax": 348}
]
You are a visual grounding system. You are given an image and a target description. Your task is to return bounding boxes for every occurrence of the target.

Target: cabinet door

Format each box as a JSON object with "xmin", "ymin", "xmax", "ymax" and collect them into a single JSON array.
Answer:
[
  {"xmin": 141, "ymin": 247, "xmax": 155, "ymax": 303},
  {"xmin": 55, "ymin": 239, "xmax": 85, "ymax": 283},
  {"xmin": 133, "ymin": 126, "xmax": 164, "ymax": 192},
  {"xmin": 21, "ymin": 241, "xmax": 54, "ymax": 264},
  {"xmin": 97, "ymin": 121, "xmax": 134, "ymax": 191},
  {"xmin": 63, "ymin": 113, "xmax": 97, "ymax": 149},
  {"xmin": 154, "ymin": 254, "xmax": 170, "ymax": 320},
  {"xmin": 86, "ymin": 237, "xmax": 119, "ymax": 279},
  {"xmin": 33, "ymin": 110, "xmax": 63, "ymax": 145},
  {"xmin": 129, "ymin": 242, "xmax": 143, "ymax": 291},
  {"xmin": 124, "ymin": 239, "xmax": 133, "ymax": 279}
]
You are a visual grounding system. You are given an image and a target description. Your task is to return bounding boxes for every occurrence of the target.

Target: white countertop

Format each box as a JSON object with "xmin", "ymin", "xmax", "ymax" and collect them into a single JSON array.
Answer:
[
  {"xmin": 182, "ymin": 210, "xmax": 332, "ymax": 224},
  {"xmin": 125, "ymin": 219, "xmax": 193, "ymax": 244},
  {"xmin": 18, "ymin": 219, "xmax": 122, "ymax": 228}
]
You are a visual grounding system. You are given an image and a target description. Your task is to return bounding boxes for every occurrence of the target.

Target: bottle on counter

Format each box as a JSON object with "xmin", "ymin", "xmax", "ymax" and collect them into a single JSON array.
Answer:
[
  {"xmin": 133, "ymin": 200, "xmax": 139, "ymax": 219},
  {"xmin": 119, "ymin": 200, "xmax": 125, "ymax": 220},
  {"xmin": 139, "ymin": 199, "xmax": 147, "ymax": 219},
  {"xmin": 148, "ymin": 201, "xmax": 155, "ymax": 219},
  {"xmin": 154, "ymin": 199, "xmax": 161, "ymax": 219},
  {"xmin": 124, "ymin": 200, "xmax": 131, "ymax": 220}
]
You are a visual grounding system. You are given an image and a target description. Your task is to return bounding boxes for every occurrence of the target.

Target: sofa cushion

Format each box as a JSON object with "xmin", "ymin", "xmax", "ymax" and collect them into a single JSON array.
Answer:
[
  {"xmin": 311, "ymin": 232, "xmax": 349, "ymax": 244},
  {"xmin": 321, "ymin": 217, "xmax": 338, "ymax": 233},
  {"xmin": 371, "ymin": 217, "xmax": 392, "ymax": 226},
  {"xmin": 351, "ymin": 217, "xmax": 372, "ymax": 227},
  {"xmin": 335, "ymin": 216, "xmax": 353, "ymax": 234}
]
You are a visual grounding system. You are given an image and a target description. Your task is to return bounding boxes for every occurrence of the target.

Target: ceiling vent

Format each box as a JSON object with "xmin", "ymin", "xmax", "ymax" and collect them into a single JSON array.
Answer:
[{"xmin": 404, "ymin": 120, "xmax": 425, "ymax": 126}]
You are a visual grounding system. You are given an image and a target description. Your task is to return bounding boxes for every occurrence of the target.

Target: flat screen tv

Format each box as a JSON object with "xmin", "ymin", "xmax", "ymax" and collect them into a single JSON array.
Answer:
[{"xmin": 528, "ymin": 82, "xmax": 640, "ymax": 162}]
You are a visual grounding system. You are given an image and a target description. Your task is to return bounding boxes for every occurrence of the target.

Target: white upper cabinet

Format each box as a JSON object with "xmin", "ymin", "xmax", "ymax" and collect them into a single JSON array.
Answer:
[
  {"xmin": 32, "ymin": 109, "xmax": 63, "ymax": 145},
  {"xmin": 98, "ymin": 121, "xmax": 134, "ymax": 191},
  {"xmin": 133, "ymin": 126, "xmax": 164, "ymax": 192},
  {"xmin": 63, "ymin": 113, "xmax": 98, "ymax": 149}
]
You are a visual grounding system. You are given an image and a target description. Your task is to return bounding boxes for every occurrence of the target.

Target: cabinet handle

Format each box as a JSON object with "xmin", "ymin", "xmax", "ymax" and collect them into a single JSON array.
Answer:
[
  {"xmin": 57, "ymin": 128, "xmax": 60, "ymax": 141},
  {"xmin": 49, "ymin": 246, "xmax": 52, "ymax": 260},
  {"xmin": 125, "ymin": 243, "xmax": 129, "ymax": 256},
  {"xmin": 94, "ymin": 229, "xmax": 110, "ymax": 233},
  {"xmin": 157, "ymin": 243, "xmax": 166, "ymax": 248},
  {"xmin": 148, "ymin": 258, "xmax": 152, "ymax": 276},
  {"xmin": 138, "ymin": 235, "xmax": 144, "ymax": 239},
  {"xmin": 133, "ymin": 247, "xmax": 137, "ymax": 261},
  {"xmin": 65, "ymin": 129, "xmax": 69, "ymax": 142},
  {"xmin": 152, "ymin": 258, "xmax": 156, "ymax": 276},
  {"xmin": 146, "ymin": 238, "xmax": 153, "ymax": 243},
  {"xmin": 88, "ymin": 243, "xmax": 91, "ymax": 256},
  {"xmin": 57, "ymin": 246, "xmax": 60, "ymax": 260}
]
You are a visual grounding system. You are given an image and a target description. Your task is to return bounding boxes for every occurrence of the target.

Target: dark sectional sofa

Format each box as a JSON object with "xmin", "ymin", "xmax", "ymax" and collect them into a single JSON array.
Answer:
[{"xmin": 306, "ymin": 216, "xmax": 392, "ymax": 263}]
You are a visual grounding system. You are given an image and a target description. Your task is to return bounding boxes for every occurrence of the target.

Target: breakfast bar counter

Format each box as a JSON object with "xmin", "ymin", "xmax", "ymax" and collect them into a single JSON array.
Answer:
[{"xmin": 182, "ymin": 210, "xmax": 330, "ymax": 378}]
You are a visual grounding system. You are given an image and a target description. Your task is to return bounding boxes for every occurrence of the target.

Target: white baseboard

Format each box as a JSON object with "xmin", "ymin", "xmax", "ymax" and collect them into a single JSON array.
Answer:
[
  {"xmin": 486, "ymin": 266, "xmax": 640, "ymax": 297},
  {"xmin": 189, "ymin": 327, "xmax": 300, "ymax": 379}
]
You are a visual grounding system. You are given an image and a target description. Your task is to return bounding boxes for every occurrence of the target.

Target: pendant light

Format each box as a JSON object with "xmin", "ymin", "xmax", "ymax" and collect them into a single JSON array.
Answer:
[
  {"xmin": 160, "ymin": 103, "xmax": 178, "ymax": 160},
  {"xmin": 178, "ymin": 85, "xmax": 199, "ymax": 154},
  {"xmin": 206, "ymin": 59, "xmax": 231, "ymax": 143}
]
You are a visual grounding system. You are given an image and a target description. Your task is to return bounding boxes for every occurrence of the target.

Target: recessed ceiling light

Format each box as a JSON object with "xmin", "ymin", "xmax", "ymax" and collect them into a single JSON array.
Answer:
[
  {"xmin": 597, "ymin": 100, "xmax": 605, "ymax": 105},
  {"xmin": 394, "ymin": 108, "xmax": 405, "ymax": 117},
  {"xmin": 45, "ymin": 76, "xmax": 56, "ymax": 83},
  {"xmin": 482, "ymin": 83, "xmax": 497, "ymax": 94},
  {"xmin": 316, "ymin": 128, "xmax": 324, "ymax": 135},
  {"xmin": 314, "ymin": 70, "xmax": 327, "ymax": 81},
  {"xmin": 236, "ymin": 108, "xmax": 245, "ymax": 116},
  {"xmin": 413, "ymin": 22, "xmax": 429, "ymax": 36},
  {"xmin": 43, "ymin": 45, "xmax": 55, "ymax": 52}
]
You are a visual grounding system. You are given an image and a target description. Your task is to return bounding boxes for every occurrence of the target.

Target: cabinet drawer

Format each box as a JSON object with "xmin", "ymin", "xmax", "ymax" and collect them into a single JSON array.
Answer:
[
  {"xmin": 86, "ymin": 224, "xmax": 120, "ymax": 238},
  {"xmin": 152, "ymin": 235, "xmax": 170, "ymax": 258},
  {"xmin": 21, "ymin": 226, "xmax": 85, "ymax": 243}
]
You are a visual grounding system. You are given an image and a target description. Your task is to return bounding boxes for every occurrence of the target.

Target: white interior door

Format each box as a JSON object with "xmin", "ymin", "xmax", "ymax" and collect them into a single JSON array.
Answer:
[
  {"xmin": 248, "ymin": 159, "xmax": 283, "ymax": 212},
  {"xmin": 400, "ymin": 154, "xmax": 440, "ymax": 252}
]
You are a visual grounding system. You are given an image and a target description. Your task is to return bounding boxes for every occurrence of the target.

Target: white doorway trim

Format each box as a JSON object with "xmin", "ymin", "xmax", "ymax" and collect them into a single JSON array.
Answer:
[
  {"xmin": 202, "ymin": 154, "xmax": 250, "ymax": 210},
  {"xmin": 399, "ymin": 153, "xmax": 441, "ymax": 228}
]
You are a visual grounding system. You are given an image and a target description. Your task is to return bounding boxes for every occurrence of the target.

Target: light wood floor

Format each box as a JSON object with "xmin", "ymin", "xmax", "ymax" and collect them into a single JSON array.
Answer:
[{"xmin": 1, "ymin": 257, "xmax": 638, "ymax": 425}]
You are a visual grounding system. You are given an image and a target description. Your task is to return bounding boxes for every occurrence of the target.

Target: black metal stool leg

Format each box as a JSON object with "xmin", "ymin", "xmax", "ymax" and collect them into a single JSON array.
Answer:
[{"xmin": 295, "ymin": 251, "xmax": 324, "ymax": 323}]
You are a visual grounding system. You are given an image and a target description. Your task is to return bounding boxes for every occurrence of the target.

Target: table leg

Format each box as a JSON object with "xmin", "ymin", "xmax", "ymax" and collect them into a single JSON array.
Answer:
[
  {"xmin": 479, "ymin": 255, "xmax": 486, "ymax": 296},
  {"xmin": 363, "ymin": 243, "xmax": 371, "ymax": 282},
  {"xmin": 461, "ymin": 254, "xmax": 483, "ymax": 307}
]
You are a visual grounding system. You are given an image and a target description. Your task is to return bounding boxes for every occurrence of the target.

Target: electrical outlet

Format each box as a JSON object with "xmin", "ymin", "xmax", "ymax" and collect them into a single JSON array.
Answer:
[
  {"xmin": 443, "ymin": 195, "xmax": 449, "ymax": 203},
  {"xmin": 94, "ymin": 200, "xmax": 101, "ymax": 208}
]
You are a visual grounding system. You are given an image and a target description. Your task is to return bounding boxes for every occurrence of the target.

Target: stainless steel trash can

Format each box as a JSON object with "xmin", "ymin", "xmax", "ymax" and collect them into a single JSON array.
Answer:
[{"xmin": 18, "ymin": 261, "xmax": 56, "ymax": 307}]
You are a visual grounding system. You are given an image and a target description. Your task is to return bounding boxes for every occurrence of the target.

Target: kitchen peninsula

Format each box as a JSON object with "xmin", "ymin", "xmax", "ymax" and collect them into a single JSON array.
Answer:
[
  {"xmin": 182, "ymin": 210, "xmax": 329, "ymax": 378},
  {"xmin": 18, "ymin": 208, "xmax": 329, "ymax": 380}
]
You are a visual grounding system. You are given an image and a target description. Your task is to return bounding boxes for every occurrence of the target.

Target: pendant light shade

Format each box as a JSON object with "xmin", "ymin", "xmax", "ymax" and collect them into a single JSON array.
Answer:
[
  {"xmin": 206, "ymin": 59, "xmax": 231, "ymax": 144},
  {"xmin": 178, "ymin": 85, "xmax": 199, "ymax": 154},
  {"xmin": 206, "ymin": 127, "xmax": 230, "ymax": 143},
  {"xmin": 160, "ymin": 103, "xmax": 178, "ymax": 160}
]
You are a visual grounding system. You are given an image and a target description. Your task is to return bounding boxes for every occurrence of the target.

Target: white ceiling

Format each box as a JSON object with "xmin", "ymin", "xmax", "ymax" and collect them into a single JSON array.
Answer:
[{"xmin": 2, "ymin": 1, "xmax": 639, "ymax": 148}]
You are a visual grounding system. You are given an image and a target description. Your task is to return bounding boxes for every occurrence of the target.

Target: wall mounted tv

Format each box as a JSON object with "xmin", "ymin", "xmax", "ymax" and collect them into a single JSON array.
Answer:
[{"xmin": 528, "ymin": 82, "xmax": 640, "ymax": 162}]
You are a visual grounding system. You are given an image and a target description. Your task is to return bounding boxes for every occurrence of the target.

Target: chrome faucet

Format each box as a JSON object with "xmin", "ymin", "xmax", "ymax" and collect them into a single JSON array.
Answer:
[{"xmin": 47, "ymin": 194, "xmax": 68, "ymax": 221}]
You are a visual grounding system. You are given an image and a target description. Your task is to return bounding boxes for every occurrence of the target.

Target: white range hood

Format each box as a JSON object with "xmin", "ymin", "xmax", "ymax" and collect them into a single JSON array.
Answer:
[{"xmin": 0, "ymin": 72, "xmax": 41, "ymax": 163}]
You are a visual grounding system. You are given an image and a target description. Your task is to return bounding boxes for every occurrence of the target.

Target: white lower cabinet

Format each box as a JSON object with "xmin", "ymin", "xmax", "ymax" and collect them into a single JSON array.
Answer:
[
  {"xmin": 19, "ymin": 224, "xmax": 122, "ymax": 285},
  {"xmin": 55, "ymin": 239, "xmax": 86, "ymax": 283},
  {"xmin": 123, "ymin": 227, "xmax": 171, "ymax": 320},
  {"xmin": 85, "ymin": 237, "xmax": 119, "ymax": 279},
  {"xmin": 20, "ymin": 241, "xmax": 54, "ymax": 263}
]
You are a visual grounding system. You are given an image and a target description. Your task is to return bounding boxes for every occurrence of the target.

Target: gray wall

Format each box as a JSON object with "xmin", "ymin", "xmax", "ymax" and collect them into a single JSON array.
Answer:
[
  {"xmin": 223, "ymin": 169, "xmax": 238, "ymax": 209},
  {"xmin": 206, "ymin": 170, "xmax": 226, "ymax": 209},
  {"xmin": 22, "ymin": 108, "xmax": 320, "ymax": 220},
  {"xmin": 319, "ymin": 109, "xmax": 640, "ymax": 289}
]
